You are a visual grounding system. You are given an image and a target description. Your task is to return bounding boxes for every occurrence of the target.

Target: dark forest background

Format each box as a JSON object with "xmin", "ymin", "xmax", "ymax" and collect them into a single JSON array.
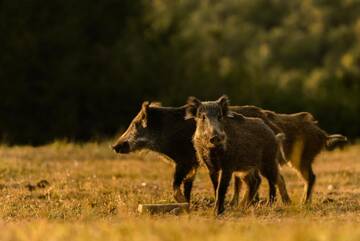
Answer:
[{"xmin": 1, "ymin": 0, "xmax": 360, "ymax": 145}]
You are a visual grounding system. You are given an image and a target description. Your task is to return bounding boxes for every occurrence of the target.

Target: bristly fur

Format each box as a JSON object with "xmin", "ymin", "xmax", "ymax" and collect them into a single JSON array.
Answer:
[
  {"xmin": 228, "ymin": 105, "xmax": 347, "ymax": 204},
  {"xmin": 188, "ymin": 96, "xmax": 289, "ymax": 215},
  {"xmin": 113, "ymin": 100, "xmax": 347, "ymax": 206}
]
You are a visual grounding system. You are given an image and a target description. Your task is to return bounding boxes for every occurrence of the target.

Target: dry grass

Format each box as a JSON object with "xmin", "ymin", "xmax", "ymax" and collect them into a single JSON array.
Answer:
[{"xmin": 0, "ymin": 141, "xmax": 359, "ymax": 240}]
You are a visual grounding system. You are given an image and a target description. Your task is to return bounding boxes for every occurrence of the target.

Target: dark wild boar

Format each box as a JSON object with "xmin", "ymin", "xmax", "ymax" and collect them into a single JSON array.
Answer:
[
  {"xmin": 112, "ymin": 102, "xmax": 198, "ymax": 203},
  {"xmin": 185, "ymin": 96, "xmax": 290, "ymax": 215}
]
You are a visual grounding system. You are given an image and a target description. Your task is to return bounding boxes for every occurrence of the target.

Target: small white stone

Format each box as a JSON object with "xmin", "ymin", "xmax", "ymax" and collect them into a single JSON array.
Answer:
[
  {"xmin": 327, "ymin": 184, "xmax": 334, "ymax": 191},
  {"xmin": 141, "ymin": 182, "xmax": 147, "ymax": 187}
]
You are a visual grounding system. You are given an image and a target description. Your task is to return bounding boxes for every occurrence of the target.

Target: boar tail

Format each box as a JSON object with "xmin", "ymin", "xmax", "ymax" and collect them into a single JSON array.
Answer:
[{"xmin": 326, "ymin": 134, "xmax": 347, "ymax": 151}]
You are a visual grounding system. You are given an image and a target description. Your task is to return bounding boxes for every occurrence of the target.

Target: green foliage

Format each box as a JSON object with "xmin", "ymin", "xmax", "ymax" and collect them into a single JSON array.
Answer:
[{"xmin": 0, "ymin": 0, "xmax": 359, "ymax": 144}]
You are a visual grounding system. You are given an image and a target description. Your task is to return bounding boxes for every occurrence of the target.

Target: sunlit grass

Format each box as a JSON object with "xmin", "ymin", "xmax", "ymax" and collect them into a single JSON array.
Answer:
[{"xmin": 0, "ymin": 142, "xmax": 359, "ymax": 240}]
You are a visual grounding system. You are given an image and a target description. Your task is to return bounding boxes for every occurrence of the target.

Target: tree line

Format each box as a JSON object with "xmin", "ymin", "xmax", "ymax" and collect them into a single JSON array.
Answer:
[{"xmin": 0, "ymin": 0, "xmax": 359, "ymax": 145}]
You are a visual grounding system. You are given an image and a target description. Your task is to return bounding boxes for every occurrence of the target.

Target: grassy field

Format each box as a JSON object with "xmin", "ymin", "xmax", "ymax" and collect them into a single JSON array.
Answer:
[{"xmin": 0, "ymin": 141, "xmax": 359, "ymax": 241}]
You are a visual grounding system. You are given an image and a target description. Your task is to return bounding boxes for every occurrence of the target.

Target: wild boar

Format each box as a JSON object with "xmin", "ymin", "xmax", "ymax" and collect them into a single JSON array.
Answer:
[
  {"xmin": 229, "ymin": 106, "xmax": 347, "ymax": 204},
  {"xmin": 263, "ymin": 110, "xmax": 347, "ymax": 203},
  {"xmin": 185, "ymin": 95, "xmax": 289, "ymax": 215},
  {"xmin": 112, "ymin": 102, "xmax": 198, "ymax": 203}
]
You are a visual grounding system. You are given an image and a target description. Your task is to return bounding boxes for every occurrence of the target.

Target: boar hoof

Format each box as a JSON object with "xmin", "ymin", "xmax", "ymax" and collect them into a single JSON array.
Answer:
[
  {"xmin": 214, "ymin": 207, "xmax": 225, "ymax": 216},
  {"xmin": 174, "ymin": 191, "xmax": 187, "ymax": 203},
  {"xmin": 301, "ymin": 197, "xmax": 312, "ymax": 205},
  {"xmin": 229, "ymin": 197, "xmax": 239, "ymax": 208},
  {"xmin": 282, "ymin": 197, "xmax": 292, "ymax": 205}
]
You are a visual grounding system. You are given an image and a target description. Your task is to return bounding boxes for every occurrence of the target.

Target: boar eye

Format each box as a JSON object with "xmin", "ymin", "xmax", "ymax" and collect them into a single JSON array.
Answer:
[{"xmin": 201, "ymin": 114, "xmax": 206, "ymax": 121}]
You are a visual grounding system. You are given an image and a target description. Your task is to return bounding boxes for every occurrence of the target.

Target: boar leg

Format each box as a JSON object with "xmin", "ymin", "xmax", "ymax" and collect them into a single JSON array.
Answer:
[
  {"xmin": 247, "ymin": 172, "xmax": 262, "ymax": 205},
  {"xmin": 208, "ymin": 168, "xmax": 220, "ymax": 198},
  {"xmin": 277, "ymin": 174, "xmax": 291, "ymax": 204},
  {"xmin": 230, "ymin": 176, "xmax": 242, "ymax": 207},
  {"xmin": 173, "ymin": 164, "xmax": 191, "ymax": 203},
  {"xmin": 267, "ymin": 179, "xmax": 277, "ymax": 205},
  {"xmin": 299, "ymin": 161, "xmax": 316, "ymax": 204},
  {"xmin": 240, "ymin": 172, "xmax": 261, "ymax": 208},
  {"xmin": 232, "ymin": 172, "xmax": 261, "ymax": 207},
  {"xmin": 215, "ymin": 170, "xmax": 232, "ymax": 216},
  {"xmin": 260, "ymin": 163, "xmax": 278, "ymax": 205},
  {"xmin": 183, "ymin": 167, "xmax": 197, "ymax": 203}
]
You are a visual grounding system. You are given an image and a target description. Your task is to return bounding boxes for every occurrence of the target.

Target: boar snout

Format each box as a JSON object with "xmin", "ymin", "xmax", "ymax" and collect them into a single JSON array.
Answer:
[
  {"xmin": 209, "ymin": 131, "xmax": 226, "ymax": 147},
  {"xmin": 112, "ymin": 141, "xmax": 130, "ymax": 153}
]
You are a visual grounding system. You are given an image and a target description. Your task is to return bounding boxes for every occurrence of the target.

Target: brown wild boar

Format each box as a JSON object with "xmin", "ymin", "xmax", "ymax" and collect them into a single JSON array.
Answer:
[
  {"xmin": 185, "ymin": 96, "xmax": 290, "ymax": 215},
  {"xmin": 262, "ymin": 110, "xmax": 347, "ymax": 203},
  {"xmin": 229, "ymin": 106, "xmax": 347, "ymax": 204}
]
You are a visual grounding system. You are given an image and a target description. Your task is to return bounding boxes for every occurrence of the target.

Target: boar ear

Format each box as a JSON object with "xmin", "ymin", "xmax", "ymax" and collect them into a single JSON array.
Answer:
[
  {"xmin": 297, "ymin": 112, "xmax": 318, "ymax": 124},
  {"xmin": 141, "ymin": 101, "xmax": 150, "ymax": 128},
  {"xmin": 185, "ymin": 96, "xmax": 202, "ymax": 120},
  {"xmin": 149, "ymin": 101, "xmax": 162, "ymax": 107},
  {"xmin": 217, "ymin": 95, "xmax": 233, "ymax": 118}
]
